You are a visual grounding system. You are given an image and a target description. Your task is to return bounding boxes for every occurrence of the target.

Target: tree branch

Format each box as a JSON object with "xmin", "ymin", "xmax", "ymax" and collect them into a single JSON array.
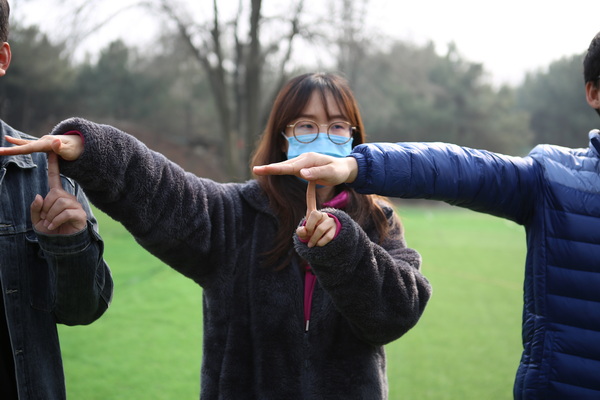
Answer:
[{"xmin": 262, "ymin": 0, "xmax": 305, "ymax": 118}]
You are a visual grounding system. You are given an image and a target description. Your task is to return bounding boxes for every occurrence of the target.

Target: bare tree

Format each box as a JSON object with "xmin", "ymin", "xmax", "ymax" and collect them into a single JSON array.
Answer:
[
  {"xmin": 143, "ymin": 0, "xmax": 307, "ymax": 179},
  {"xmin": 18, "ymin": 0, "xmax": 307, "ymax": 180},
  {"xmin": 331, "ymin": 0, "xmax": 370, "ymax": 85}
]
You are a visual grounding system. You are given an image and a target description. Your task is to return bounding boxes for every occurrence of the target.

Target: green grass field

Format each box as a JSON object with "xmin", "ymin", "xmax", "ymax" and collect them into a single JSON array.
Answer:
[{"xmin": 58, "ymin": 204, "xmax": 526, "ymax": 399}]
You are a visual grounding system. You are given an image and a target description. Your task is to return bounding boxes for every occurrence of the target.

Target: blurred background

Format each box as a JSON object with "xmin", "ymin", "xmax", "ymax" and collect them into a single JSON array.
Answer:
[
  {"xmin": 3, "ymin": 1, "xmax": 597, "ymax": 398},
  {"xmin": 4, "ymin": 0, "xmax": 600, "ymax": 182}
]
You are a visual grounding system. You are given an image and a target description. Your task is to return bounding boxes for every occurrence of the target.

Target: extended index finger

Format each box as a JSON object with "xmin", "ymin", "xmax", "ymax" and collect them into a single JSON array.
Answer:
[
  {"xmin": 47, "ymin": 152, "xmax": 63, "ymax": 190},
  {"xmin": 306, "ymin": 181, "xmax": 317, "ymax": 219},
  {"xmin": 253, "ymin": 159, "xmax": 300, "ymax": 176},
  {"xmin": 0, "ymin": 135, "xmax": 48, "ymax": 155}
]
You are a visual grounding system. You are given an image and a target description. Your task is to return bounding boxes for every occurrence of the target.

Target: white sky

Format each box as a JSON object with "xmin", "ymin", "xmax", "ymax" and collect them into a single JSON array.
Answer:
[
  {"xmin": 10, "ymin": 0, "xmax": 599, "ymax": 86},
  {"xmin": 368, "ymin": 0, "xmax": 599, "ymax": 86}
]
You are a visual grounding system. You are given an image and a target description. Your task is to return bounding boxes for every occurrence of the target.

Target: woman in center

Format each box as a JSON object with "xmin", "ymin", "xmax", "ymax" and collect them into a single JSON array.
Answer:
[{"xmin": 3, "ymin": 72, "xmax": 431, "ymax": 399}]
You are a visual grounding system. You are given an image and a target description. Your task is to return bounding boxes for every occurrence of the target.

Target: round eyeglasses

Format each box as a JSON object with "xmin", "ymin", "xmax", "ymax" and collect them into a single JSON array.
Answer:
[{"xmin": 286, "ymin": 120, "xmax": 355, "ymax": 144}]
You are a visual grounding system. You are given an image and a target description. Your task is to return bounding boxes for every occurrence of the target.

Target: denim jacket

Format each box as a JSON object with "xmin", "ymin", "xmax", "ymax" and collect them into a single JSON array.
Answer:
[{"xmin": 0, "ymin": 120, "xmax": 113, "ymax": 400}]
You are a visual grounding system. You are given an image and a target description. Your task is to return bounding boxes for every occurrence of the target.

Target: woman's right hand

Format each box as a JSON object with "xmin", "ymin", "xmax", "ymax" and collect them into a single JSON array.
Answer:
[
  {"xmin": 297, "ymin": 181, "xmax": 338, "ymax": 248},
  {"xmin": 0, "ymin": 134, "xmax": 83, "ymax": 161}
]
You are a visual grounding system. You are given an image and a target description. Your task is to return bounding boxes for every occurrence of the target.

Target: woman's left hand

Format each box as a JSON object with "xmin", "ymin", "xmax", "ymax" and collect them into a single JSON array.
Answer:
[
  {"xmin": 0, "ymin": 134, "xmax": 83, "ymax": 160},
  {"xmin": 297, "ymin": 181, "xmax": 337, "ymax": 248}
]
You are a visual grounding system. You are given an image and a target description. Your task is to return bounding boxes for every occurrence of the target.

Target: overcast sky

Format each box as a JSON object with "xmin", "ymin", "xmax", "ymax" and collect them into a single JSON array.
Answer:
[
  {"xmin": 368, "ymin": 0, "xmax": 598, "ymax": 85},
  {"xmin": 11, "ymin": 0, "xmax": 599, "ymax": 86}
]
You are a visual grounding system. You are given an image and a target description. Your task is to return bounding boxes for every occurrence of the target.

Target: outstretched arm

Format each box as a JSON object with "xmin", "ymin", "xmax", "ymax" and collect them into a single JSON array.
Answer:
[
  {"xmin": 257, "ymin": 142, "xmax": 538, "ymax": 222},
  {"xmin": 10, "ymin": 118, "xmax": 250, "ymax": 286}
]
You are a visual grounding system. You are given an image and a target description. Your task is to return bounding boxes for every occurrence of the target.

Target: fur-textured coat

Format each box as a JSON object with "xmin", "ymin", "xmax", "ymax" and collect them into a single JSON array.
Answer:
[{"xmin": 53, "ymin": 117, "xmax": 431, "ymax": 399}]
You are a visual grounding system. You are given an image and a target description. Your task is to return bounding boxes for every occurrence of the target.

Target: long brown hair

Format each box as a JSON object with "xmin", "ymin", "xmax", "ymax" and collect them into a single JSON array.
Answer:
[{"xmin": 251, "ymin": 72, "xmax": 394, "ymax": 269}]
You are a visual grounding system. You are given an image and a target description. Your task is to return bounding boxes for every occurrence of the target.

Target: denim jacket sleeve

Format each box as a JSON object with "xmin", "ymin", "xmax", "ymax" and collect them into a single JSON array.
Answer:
[{"xmin": 35, "ymin": 181, "xmax": 113, "ymax": 326}]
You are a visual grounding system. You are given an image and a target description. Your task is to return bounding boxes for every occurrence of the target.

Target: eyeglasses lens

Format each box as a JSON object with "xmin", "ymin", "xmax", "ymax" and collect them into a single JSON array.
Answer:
[{"xmin": 293, "ymin": 120, "xmax": 352, "ymax": 144}]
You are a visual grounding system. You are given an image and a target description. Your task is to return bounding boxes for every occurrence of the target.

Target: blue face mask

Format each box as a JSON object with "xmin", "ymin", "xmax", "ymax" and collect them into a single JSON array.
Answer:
[{"xmin": 284, "ymin": 133, "xmax": 354, "ymax": 160}]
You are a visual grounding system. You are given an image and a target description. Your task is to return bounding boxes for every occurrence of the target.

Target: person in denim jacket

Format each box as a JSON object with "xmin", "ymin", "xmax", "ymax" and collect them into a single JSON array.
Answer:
[{"xmin": 0, "ymin": 2, "xmax": 113, "ymax": 399}]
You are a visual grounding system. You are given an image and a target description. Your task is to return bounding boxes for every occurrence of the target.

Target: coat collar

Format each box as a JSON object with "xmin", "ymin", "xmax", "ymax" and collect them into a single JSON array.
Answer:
[
  {"xmin": 323, "ymin": 190, "xmax": 349, "ymax": 209},
  {"xmin": 589, "ymin": 129, "xmax": 600, "ymax": 158}
]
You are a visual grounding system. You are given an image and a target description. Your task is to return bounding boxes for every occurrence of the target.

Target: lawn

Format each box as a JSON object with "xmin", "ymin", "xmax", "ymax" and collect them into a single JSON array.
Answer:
[{"xmin": 59, "ymin": 203, "xmax": 525, "ymax": 399}]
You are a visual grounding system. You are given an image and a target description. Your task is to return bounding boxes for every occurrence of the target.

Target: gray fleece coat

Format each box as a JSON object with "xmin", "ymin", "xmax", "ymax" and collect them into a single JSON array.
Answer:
[{"xmin": 53, "ymin": 118, "xmax": 431, "ymax": 400}]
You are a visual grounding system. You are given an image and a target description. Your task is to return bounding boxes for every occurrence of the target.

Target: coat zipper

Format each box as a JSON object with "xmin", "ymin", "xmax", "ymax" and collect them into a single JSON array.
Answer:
[{"xmin": 304, "ymin": 264, "xmax": 317, "ymax": 332}]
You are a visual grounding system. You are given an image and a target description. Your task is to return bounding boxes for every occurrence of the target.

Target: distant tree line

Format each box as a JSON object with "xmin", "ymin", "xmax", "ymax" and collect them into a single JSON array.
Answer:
[{"xmin": 0, "ymin": 21, "xmax": 597, "ymax": 181}]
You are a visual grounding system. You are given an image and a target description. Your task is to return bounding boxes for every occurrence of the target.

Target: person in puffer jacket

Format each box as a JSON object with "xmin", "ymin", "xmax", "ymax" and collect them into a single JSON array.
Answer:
[
  {"xmin": 254, "ymin": 32, "xmax": 600, "ymax": 400},
  {"xmin": 0, "ymin": 72, "xmax": 432, "ymax": 399}
]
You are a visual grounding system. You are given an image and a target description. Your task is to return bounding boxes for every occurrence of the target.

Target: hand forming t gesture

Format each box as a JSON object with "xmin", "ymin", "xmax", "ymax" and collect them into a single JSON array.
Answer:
[
  {"xmin": 296, "ymin": 181, "xmax": 338, "ymax": 248},
  {"xmin": 253, "ymin": 152, "xmax": 358, "ymax": 186},
  {"xmin": 31, "ymin": 152, "xmax": 87, "ymax": 235}
]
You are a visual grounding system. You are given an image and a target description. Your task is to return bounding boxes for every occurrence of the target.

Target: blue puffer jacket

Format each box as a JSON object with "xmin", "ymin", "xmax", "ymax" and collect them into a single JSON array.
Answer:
[{"xmin": 349, "ymin": 132, "xmax": 600, "ymax": 399}]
